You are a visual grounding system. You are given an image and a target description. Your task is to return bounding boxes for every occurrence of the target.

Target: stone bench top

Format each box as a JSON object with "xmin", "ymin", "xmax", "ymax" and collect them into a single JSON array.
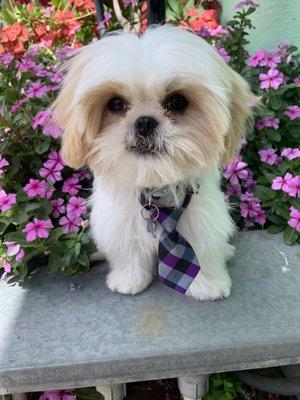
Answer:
[{"xmin": 0, "ymin": 231, "xmax": 300, "ymax": 394}]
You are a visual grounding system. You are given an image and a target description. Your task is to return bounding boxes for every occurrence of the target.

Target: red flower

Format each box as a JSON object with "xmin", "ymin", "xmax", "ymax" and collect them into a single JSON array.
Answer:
[
  {"xmin": 186, "ymin": 8, "xmax": 219, "ymax": 32},
  {"xmin": 0, "ymin": 23, "xmax": 29, "ymax": 55}
]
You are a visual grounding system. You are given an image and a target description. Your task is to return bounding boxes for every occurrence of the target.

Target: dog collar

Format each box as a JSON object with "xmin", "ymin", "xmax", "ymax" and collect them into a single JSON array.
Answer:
[{"xmin": 140, "ymin": 185, "xmax": 201, "ymax": 295}]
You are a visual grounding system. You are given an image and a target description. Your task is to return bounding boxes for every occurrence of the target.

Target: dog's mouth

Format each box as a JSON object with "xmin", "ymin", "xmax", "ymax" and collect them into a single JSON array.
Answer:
[{"xmin": 126, "ymin": 135, "xmax": 167, "ymax": 156}]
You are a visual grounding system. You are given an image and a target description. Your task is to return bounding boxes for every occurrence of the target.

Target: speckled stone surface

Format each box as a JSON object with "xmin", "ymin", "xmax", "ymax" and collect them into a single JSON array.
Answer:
[{"xmin": 0, "ymin": 231, "xmax": 299, "ymax": 394}]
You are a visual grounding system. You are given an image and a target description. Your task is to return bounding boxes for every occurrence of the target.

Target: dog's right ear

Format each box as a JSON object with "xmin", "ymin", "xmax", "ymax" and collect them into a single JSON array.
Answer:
[{"xmin": 52, "ymin": 51, "xmax": 89, "ymax": 169}]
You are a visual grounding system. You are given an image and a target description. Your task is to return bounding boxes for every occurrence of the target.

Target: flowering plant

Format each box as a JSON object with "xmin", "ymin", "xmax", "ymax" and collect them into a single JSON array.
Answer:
[{"xmin": 0, "ymin": 0, "xmax": 299, "ymax": 280}]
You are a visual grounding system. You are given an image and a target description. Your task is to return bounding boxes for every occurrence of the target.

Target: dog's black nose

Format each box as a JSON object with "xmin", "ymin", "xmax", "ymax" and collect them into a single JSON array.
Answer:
[{"xmin": 135, "ymin": 116, "xmax": 158, "ymax": 136}]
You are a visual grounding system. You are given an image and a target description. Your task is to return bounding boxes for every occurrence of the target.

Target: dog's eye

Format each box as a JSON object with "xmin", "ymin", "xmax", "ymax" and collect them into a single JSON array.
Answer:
[
  {"xmin": 165, "ymin": 94, "xmax": 188, "ymax": 112},
  {"xmin": 108, "ymin": 97, "xmax": 126, "ymax": 112}
]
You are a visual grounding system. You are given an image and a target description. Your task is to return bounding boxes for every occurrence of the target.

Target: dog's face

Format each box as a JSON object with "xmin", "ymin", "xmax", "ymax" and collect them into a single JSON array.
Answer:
[{"xmin": 53, "ymin": 26, "xmax": 252, "ymax": 187}]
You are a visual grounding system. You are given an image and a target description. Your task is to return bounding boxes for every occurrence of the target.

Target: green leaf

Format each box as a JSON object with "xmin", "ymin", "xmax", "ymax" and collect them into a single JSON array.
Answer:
[
  {"xmin": 47, "ymin": 227, "xmax": 64, "ymax": 243},
  {"xmin": 75, "ymin": 242, "xmax": 81, "ymax": 256},
  {"xmin": 254, "ymin": 185, "xmax": 276, "ymax": 200},
  {"xmin": 265, "ymin": 129, "xmax": 281, "ymax": 142},
  {"xmin": 78, "ymin": 252, "xmax": 89, "ymax": 267},
  {"xmin": 35, "ymin": 139, "xmax": 51, "ymax": 155},
  {"xmin": 24, "ymin": 202, "xmax": 42, "ymax": 213},
  {"xmin": 283, "ymin": 226, "xmax": 299, "ymax": 245},
  {"xmin": 275, "ymin": 204, "xmax": 290, "ymax": 219},
  {"xmin": 268, "ymin": 94, "xmax": 283, "ymax": 110},
  {"xmin": 267, "ymin": 212, "xmax": 285, "ymax": 225},
  {"xmin": 74, "ymin": 388, "xmax": 104, "ymax": 400},
  {"xmin": 48, "ymin": 252, "xmax": 60, "ymax": 272},
  {"xmin": 4, "ymin": 231, "xmax": 26, "ymax": 245},
  {"xmin": 291, "ymin": 198, "xmax": 300, "ymax": 209},
  {"xmin": 14, "ymin": 210, "xmax": 28, "ymax": 224},
  {"xmin": 268, "ymin": 224, "xmax": 285, "ymax": 234}
]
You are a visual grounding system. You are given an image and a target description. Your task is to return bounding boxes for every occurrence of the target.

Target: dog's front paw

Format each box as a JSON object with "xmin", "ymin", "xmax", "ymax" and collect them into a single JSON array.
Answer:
[
  {"xmin": 186, "ymin": 272, "xmax": 232, "ymax": 301},
  {"xmin": 106, "ymin": 270, "xmax": 153, "ymax": 295}
]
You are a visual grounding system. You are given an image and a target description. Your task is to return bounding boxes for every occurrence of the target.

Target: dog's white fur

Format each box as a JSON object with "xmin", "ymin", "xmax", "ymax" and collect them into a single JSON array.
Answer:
[{"xmin": 53, "ymin": 26, "xmax": 252, "ymax": 300}]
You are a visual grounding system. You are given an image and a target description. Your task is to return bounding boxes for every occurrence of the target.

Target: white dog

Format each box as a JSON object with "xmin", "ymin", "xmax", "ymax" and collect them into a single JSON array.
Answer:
[{"xmin": 53, "ymin": 25, "xmax": 252, "ymax": 301}]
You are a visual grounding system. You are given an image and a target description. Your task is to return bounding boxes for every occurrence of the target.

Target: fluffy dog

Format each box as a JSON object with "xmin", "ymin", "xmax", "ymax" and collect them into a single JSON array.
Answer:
[{"xmin": 53, "ymin": 25, "xmax": 252, "ymax": 301}]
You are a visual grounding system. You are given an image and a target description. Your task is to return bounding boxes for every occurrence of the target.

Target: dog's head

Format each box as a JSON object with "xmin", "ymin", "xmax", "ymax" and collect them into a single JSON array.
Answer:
[{"xmin": 53, "ymin": 26, "xmax": 252, "ymax": 187}]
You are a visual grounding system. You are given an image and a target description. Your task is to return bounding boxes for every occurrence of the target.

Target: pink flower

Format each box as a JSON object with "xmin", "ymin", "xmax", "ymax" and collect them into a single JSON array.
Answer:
[
  {"xmin": 248, "ymin": 50, "xmax": 266, "ymax": 68},
  {"xmin": 3, "ymin": 260, "xmax": 12, "ymax": 273},
  {"xmin": 259, "ymin": 52, "xmax": 281, "ymax": 69},
  {"xmin": 5, "ymin": 242, "xmax": 25, "ymax": 262},
  {"xmin": 51, "ymin": 198, "xmax": 65, "ymax": 218},
  {"xmin": 66, "ymin": 196, "xmax": 87, "ymax": 218},
  {"xmin": 285, "ymin": 176, "xmax": 300, "ymax": 198},
  {"xmin": 255, "ymin": 117, "xmax": 279, "ymax": 130},
  {"xmin": 258, "ymin": 148, "xmax": 279, "ymax": 165},
  {"xmin": 217, "ymin": 48, "xmax": 230, "ymax": 63},
  {"xmin": 240, "ymin": 201, "xmax": 261, "ymax": 218},
  {"xmin": 73, "ymin": 170, "xmax": 91, "ymax": 181},
  {"xmin": 284, "ymin": 105, "xmax": 300, "ymax": 120},
  {"xmin": 39, "ymin": 159, "xmax": 63, "ymax": 183},
  {"xmin": 23, "ymin": 218, "xmax": 53, "ymax": 242},
  {"xmin": 59, "ymin": 215, "xmax": 82, "ymax": 234},
  {"xmin": 288, "ymin": 207, "xmax": 300, "ymax": 232},
  {"xmin": 48, "ymin": 151, "xmax": 65, "ymax": 170},
  {"xmin": 272, "ymin": 173, "xmax": 293, "ymax": 191},
  {"xmin": 235, "ymin": 0, "xmax": 259, "ymax": 9},
  {"xmin": 223, "ymin": 157, "xmax": 248, "ymax": 185},
  {"xmin": 27, "ymin": 81, "xmax": 49, "ymax": 99},
  {"xmin": 32, "ymin": 109, "xmax": 51, "ymax": 129},
  {"xmin": 43, "ymin": 118, "xmax": 62, "ymax": 139},
  {"xmin": 281, "ymin": 148, "xmax": 300, "ymax": 160},
  {"xmin": 0, "ymin": 190, "xmax": 16, "ymax": 212},
  {"xmin": 39, "ymin": 390, "xmax": 76, "ymax": 400},
  {"xmin": 0, "ymin": 155, "xmax": 9, "ymax": 173},
  {"xmin": 62, "ymin": 177, "xmax": 82, "ymax": 196},
  {"xmin": 259, "ymin": 69, "xmax": 284, "ymax": 90},
  {"xmin": 294, "ymin": 76, "xmax": 300, "ymax": 87},
  {"xmin": 24, "ymin": 179, "xmax": 47, "ymax": 198}
]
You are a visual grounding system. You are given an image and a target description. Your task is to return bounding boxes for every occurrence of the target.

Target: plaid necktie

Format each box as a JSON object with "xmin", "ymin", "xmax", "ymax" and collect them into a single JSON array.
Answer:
[{"xmin": 141, "ymin": 188, "xmax": 201, "ymax": 294}]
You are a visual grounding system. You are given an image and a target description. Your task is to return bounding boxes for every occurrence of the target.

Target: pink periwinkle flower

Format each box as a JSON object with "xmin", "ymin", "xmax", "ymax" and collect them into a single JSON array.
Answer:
[
  {"xmin": 0, "ymin": 190, "xmax": 16, "ymax": 212},
  {"xmin": 209, "ymin": 25, "xmax": 228, "ymax": 37},
  {"xmin": 11, "ymin": 98, "xmax": 28, "ymax": 113},
  {"xmin": 62, "ymin": 177, "xmax": 82, "ymax": 196},
  {"xmin": 24, "ymin": 179, "xmax": 47, "ymax": 198},
  {"xmin": 217, "ymin": 48, "xmax": 230, "ymax": 63},
  {"xmin": 258, "ymin": 148, "xmax": 279, "ymax": 165},
  {"xmin": 255, "ymin": 117, "xmax": 279, "ymax": 130},
  {"xmin": 235, "ymin": 0, "xmax": 259, "ymax": 9},
  {"xmin": 285, "ymin": 176, "xmax": 300, "ymax": 198},
  {"xmin": 59, "ymin": 215, "xmax": 82, "ymax": 234},
  {"xmin": 123, "ymin": 0, "xmax": 138, "ymax": 7},
  {"xmin": 39, "ymin": 390, "xmax": 76, "ymax": 400},
  {"xmin": 98, "ymin": 11, "xmax": 112, "ymax": 30},
  {"xmin": 66, "ymin": 196, "xmax": 87, "ymax": 218},
  {"xmin": 0, "ymin": 155, "xmax": 9, "ymax": 173},
  {"xmin": 272, "ymin": 173, "xmax": 293, "ymax": 191},
  {"xmin": 46, "ymin": 187, "xmax": 55, "ymax": 200},
  {"xmin": 32, "ymin": 109, "xmax": 51, "ymax": 129},
  {"xmin": 240, "ymin": 201, "xmax": 261, "ymax": 218},
  {"xmin": 254, "ymin": 208, "xmax": 267, "ymax": 225},
  {"xmin": 281, "ymin": 148, "xmax": 300, "ymax": 160},
  {"xmin": 51, "ymin": 198, "xmax": 65, "ymax": 218},
  {"xmin": 248, "ymin": 50, "xmax": 266, "ymax": 68},
  {"xmin": 259, "ymin": 69, "xmax": 284, "ymax": 90},
  {"xmin": 3, "ymin": 260, "xmax": 12, "ymax": 273},
  {"xmin": 72, "ymin": 170, "xmax": 91, "ymax": 181},
  {"xmin": 23, "ymin": 218, "xmax": 53, "ymax": 242},
  {"xmin": 48, "ymin": 151, "xmax": 65, "ymax": 170},
  {"xmin": 288, "ymin": 207, "xmax": 300, "ymax": 232},
  {"xmin": 0, "ymin": 53, "xmax": 13, "ymax": 68},
  {"xmin": 259, "ymin": 52, "xmax": 281, "ymax": 69},
  {"xmin": 27, "ymin": 81, "xmax": 49, "ymax": 99},
  {"xmin": 294, "ymin": 76, "xmax": 300, "ymax": 87},
  {"xmin": 5, "ymin": 242, "xmax": 25, "ymax": 262},
  {"xmin": 39, "ymin": 159, "xmax": 63, "ymax": 183},
  {"xmin": 43, "ymin": 118, "xmax": 62, "ymax": 139},
  {"xmin": 284, "ymin": 105, "xmax": 300, "ymax": 120},
  {"xmin": 223, "ymin": 157, "xmax": 248, "ymax": 185}
]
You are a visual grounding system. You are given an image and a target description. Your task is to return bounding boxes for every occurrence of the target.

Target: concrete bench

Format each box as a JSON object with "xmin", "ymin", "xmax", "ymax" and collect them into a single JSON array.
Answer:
[{"xmin": 0, "ymin": 231, "xmax": 299, "ymax": 399}]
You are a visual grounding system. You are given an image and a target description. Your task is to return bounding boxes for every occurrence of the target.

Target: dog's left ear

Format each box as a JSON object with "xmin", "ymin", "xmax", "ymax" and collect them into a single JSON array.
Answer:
[{"xmin": 221, "ymin": 68, "xmax": 253, "ymax": 165}]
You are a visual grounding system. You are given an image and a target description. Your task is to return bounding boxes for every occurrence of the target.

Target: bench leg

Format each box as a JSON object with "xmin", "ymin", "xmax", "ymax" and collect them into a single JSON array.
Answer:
[
  {"xmin": 96, "ymin": 384, "xmax": 126, "ymax": 400},
  {"xmin": 178, "ymin": 374, "xmax": 210, "ymax": 400}
]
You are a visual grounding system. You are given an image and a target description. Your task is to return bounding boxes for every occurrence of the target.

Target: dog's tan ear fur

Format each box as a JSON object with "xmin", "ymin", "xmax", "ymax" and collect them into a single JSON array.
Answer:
[
  {"xmin": 221, "ymin": 69, "xmax": 253, "ymax": 165},
  {"xmin": 52, "ymin": 53, "xmax": 89, "ymax": 169}
]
